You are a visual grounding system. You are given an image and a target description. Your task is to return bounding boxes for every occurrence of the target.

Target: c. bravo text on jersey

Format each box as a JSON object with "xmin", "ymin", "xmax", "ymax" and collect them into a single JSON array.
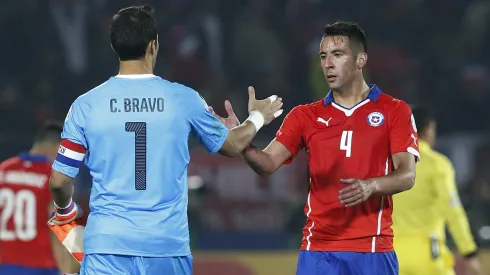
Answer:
[{"xmin": 110, "ymin": 98, "xmax": 164, "ymax": 113}]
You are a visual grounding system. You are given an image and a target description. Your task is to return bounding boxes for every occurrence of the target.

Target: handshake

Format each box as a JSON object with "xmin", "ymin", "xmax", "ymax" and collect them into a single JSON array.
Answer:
[{"xmin": 209, "ymin": 86, "xmax": 284, "ymax": 131}]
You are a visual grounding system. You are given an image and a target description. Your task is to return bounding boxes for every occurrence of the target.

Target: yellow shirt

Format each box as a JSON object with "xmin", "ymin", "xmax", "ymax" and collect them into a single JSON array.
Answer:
[{"xmin": 392, "ymin": 140, "xmax": 477, "ymax": 256}]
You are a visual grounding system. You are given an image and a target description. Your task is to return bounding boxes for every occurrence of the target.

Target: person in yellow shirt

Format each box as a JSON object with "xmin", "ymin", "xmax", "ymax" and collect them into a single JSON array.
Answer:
[{"xmin": 393, "ymin": 106, "xmax": 481, "ymax": 275}]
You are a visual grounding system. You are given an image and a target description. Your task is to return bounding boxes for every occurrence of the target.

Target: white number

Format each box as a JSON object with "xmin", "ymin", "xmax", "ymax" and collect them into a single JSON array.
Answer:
[
  {"xmin": 0, "ymin": 188, "xmax": 37, "ymax": 241},
  {"xmin": 340, "ymin": 130, "xmax": 353, "ymax": 157}
]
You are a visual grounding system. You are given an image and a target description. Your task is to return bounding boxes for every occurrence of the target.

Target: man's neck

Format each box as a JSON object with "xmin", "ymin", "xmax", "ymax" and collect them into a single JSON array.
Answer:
[
  {"xmin": 332, "ymin": 78, "xmax": 370, "ymax": 108},
  {"xmin": 118, "ymin": 60, "xmax": 153, "ymax": 75},
  {"xmin": 29, "ymin": 146, "xmax": 53, "ymax": 161}
]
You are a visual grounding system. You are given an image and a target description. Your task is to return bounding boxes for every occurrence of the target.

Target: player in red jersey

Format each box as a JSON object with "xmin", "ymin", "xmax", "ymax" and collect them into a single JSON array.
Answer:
[
  {"xmin": 210, "ymin": 22, "xmax": 419, "ymax": 275},
  {"xmin": 0, "ymin": 122, "xmax": 79, "ymax": 275}
]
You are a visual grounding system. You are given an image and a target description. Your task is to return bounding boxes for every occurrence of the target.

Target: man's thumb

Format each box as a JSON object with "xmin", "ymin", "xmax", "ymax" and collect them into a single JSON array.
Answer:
[{"xmin": 248, "ymin": 86, "xmax": 256, "ymax": 100}]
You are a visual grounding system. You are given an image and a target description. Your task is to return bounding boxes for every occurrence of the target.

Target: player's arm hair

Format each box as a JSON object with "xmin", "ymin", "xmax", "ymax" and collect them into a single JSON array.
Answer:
[
  {"xmin": 241, "ymin": 139, "xmax": 292, "ymax": 176},
  {"xmin": 218, "ymin": 121, "xmax": 261, "ymax": 157},
  {"xmin": 48, "ymin": 202, "xmax": 81, "ymax": 273},
  {"xmin": 367, "ymin": 152, "xmax": 416, "ymax": 195},
  {"xmin": 49, "ymin": 170, "xmax": 75, "ymax": 208}
]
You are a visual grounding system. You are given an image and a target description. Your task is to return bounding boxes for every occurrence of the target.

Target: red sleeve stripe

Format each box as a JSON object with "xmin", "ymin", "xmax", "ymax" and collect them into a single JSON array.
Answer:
[{"xmin": 60, "ymin": 139, "xmax": 86, "ymax": 153}]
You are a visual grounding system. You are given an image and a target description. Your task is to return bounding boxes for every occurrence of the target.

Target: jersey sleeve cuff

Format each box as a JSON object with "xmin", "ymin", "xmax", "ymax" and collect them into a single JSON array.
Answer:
[
  {"xmin": 392, "ymin": 147, "xmax": 420, "ymax": 162},
  {"xmin": 275, "ymin": 137, "xmax": 297, "ymax": 165},
  {"xmin": 208, "ymin": 128, "xmax": 229, "ymax": 155},
  {"xmin": 52, "ymin": 160, "xmax": 79, "ymax": 179},
  {"xmin": 407, "ymin": 146, "xmax": 420, "ymax": 162}
]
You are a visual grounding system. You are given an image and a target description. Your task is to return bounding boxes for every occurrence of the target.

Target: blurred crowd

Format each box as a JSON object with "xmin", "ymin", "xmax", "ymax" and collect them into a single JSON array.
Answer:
[{"xmin": 2, "ymin": 0, "xmax": 490, "ymax": 249}]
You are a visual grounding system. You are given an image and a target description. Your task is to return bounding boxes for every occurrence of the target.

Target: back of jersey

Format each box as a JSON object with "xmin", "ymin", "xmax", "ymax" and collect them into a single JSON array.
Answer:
[
  {"xmin": 53, "ymin": 74, "xmax": 228, "ymax": 257},
  {"xmin": 0, "ymin": 154, "xmax": 56, "ymax": 268}
]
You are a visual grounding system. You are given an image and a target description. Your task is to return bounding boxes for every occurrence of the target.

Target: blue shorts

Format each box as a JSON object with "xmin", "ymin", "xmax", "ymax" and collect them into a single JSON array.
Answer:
[
  {"xmin": 80, "ymin": 254, "xmax": 193, "ymax": 275},
  {"xmin": 297, "ymin": 251, "xmax": 398, "ymax": 275},
  {"xmin": 0, "ymin": 265, "xmax": 58, "ymax": 275}
]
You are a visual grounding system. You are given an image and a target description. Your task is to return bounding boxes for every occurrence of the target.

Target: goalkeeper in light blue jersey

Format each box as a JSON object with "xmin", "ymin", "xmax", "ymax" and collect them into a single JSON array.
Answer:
[{"xmin": 48, "ymin": 4, "xmax": 284, "ymax": 275}]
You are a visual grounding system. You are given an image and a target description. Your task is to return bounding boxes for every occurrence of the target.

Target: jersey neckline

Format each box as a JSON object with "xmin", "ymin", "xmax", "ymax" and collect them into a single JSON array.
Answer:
[{"xmin": 18, "ymin": 152, "xmax": 50, "ymax": 163}]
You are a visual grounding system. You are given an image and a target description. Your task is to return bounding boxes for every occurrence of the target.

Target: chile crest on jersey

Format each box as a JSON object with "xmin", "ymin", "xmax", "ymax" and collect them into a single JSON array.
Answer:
[{"xmin": 366, "ymin": 112, "xmax": 384, "ymax": 127}]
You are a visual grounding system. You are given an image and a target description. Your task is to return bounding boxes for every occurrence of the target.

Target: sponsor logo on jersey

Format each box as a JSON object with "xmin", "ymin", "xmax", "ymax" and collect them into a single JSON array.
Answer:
[{"xmin": 317, "ymin": 117, "xmax": 332, "ymax": 127}]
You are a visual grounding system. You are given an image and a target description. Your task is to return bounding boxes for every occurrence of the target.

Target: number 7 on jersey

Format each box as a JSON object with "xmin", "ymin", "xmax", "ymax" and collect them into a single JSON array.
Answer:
[{"xmin": 340, "ymin": 130, "xmax": 353, "ymax": 157}]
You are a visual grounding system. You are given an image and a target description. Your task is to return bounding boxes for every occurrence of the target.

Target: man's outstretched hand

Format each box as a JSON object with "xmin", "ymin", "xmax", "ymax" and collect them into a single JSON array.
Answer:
[{"xmin": 209, "ymin": 100, "xmax": 240, "ymax": 130}]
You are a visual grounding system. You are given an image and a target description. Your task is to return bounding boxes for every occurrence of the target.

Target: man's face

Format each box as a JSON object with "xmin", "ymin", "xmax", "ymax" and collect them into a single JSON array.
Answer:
[{"xmin": 319, "ymin": 36, "xmax": 359, "ymax": 90}]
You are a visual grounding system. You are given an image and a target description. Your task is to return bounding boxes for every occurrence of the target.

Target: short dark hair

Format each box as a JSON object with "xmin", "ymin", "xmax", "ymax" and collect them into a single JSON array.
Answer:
[
  {"xmin": 324, "ymin": 21, "xmax": 367, "ymax": 54},
  {"xmin": 411, "ymin": 105, "xmax": 435, "ymax": 135},
  {"xmin": 110, "ymin": 5, "xmax": 158, "ymax": 61},
  {"xmin": 34, "ymin": 121, "xmax": 63, "ymax": 144}
]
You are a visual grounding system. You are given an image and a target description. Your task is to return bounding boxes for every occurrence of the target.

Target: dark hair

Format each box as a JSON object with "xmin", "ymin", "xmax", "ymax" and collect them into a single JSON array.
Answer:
[
  {"xmin": 110, "ymin": 5, "xmax": 158, "ymax": 61},
  {"xmin": 324, "ymin": 21, "xmax": 367, "ymax": 54},
  {"xmin": 411, "ymin": 105, "xmax": 435, "ymax": 135},
  {"xmin": 34, "ymin": 121, "xmax": 63, "ymax": 144}
]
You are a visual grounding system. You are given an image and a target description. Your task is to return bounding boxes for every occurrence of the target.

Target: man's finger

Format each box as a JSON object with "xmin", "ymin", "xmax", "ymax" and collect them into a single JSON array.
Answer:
[
  {"xmin": 340, "ymin": 178, "xmax": 356, "ymax": 184},
  {"xmin": 248, "ymin": 86, "xmax": 256, "ymax": 100},
  {"xmin": 268, "ymin": 95, "xmax": 278, "ymax": 102},
  {"xmin": 338, "ymin": 188, "xmax": 359, "ymax": 200},
  {"xmin": 344, "ymin": 199, "xmax": 364, "ymax": 207},
  {"xmin": 224, "ymin": 100, "xmax": 235, "ymax": 116},
  {"xmin": 270, "ymin": 97, "xmax": 282, "ymax": 108},
  {"xmin": 271, "ymin": 102, "xmax": 284, "ymax": 114},
  {"xmin": 340, "ymin": 192, "xmax": 363, "ymax": 205},
  {"xmin": 338, "ymin": 183, "xmax": 358, "ymax": 194},
  {"xmin": 274, "ymin": 109, "xmax": 283, "ymax": 118}
]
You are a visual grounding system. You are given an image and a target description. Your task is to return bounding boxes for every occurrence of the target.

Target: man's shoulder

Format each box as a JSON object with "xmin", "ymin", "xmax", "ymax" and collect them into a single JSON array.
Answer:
[
  {"xmin": 376, "ymin": 93, "xmax": 410, "ymax": 108},
  {"xmin": 374, "ymin": 93, "xmax": 414, "ymax": 122},
  {"xmin": 0, "ymin": 156, "xmax": 21, "ymax": 169},
  {"xmin": 288, "ymin": 99, "xmax": 324, "ymax": 116},
  {"xmin": 431, "ymin": 150, "xmax": 453, "ymax": 170},
  {"xmin": 421, "ymin": 147, "xmax": 453, "ymax": 171},
  {"xmin": 74, "ymin": 77, "xmax": 198, "ymax": 105}
]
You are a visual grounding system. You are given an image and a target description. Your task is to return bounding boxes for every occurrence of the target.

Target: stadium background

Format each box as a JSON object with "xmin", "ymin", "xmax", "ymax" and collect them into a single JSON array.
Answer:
[{"xmin": 1, "ymin": 0, "xmax": 490, "ymax": 274}]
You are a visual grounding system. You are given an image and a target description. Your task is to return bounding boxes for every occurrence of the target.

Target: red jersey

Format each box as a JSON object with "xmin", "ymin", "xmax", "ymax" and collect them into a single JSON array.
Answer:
[
  {"xmin": 0, "ymin": 153, "xmax": 57, "ymax": 268},
  {"xmin": 276, "ymin": 85, "xmax": 419, "ymax": 253}
]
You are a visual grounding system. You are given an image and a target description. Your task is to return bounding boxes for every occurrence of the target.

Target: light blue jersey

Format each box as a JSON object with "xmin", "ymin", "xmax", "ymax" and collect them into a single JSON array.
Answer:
[{"xmin": 52, "ymin": 74, "xmax": 229, "ymax": 257}]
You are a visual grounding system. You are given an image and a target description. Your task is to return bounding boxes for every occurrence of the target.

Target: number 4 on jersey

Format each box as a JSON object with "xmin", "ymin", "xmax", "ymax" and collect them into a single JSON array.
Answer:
[{"xmin": 340, "ymin": 130, "xmax": 353, "ymax": 157}]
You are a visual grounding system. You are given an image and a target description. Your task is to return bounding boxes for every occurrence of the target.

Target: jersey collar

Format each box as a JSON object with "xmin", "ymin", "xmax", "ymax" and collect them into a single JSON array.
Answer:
[
  {"xmin": 18, "ymin": 152, "xmax": 49, "ymax": 163},
  {"xmin": 323, "ymin": 84, "xmax": 382, "ymax": 106},
  {"xmin": 115, "ymin": 74, "xmax": 156, "ymax": 79}
]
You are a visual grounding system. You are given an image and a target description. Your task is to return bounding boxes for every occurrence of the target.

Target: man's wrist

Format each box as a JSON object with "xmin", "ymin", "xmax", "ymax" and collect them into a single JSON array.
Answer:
[
  {"xmin": 366, "ymin": 178, "xmax": 381, "ymax": 195},
  {"xmin": 54, "ymin": 198, "xmax": 74, "ymax": 213},
  {"xmin": 245, "ymin": 111, "xmax": 264, "ymax": 132}
]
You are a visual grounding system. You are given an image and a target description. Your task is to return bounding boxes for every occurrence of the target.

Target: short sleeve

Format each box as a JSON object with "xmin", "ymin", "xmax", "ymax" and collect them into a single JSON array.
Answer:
[
  {"xmin": 183, "ymin": 89, "xmax": 229, "ymax": 154},
  {"xmin": 52, "ymin": 99, "xmax": 88, "ymax": 178},
  {"xmin": 389, "ymin": 100, "xmax": 420, "ymax": 161},
  {"xmin": 275, "ymin": 106, "xmax": 304, "ymax": 164}
]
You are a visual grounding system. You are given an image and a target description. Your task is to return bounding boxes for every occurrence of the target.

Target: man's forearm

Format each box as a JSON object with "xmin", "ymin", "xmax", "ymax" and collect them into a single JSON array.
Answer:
[
  {"xmin": 241, "ymin": 144, "xmax": 275, "ymax": 176},
  {"xmin": 49, "ymin": 176, "xmax": 74, "ymax": 208},
  {"xmin": 228, "ymin": 121, "xmax": 258, "ymax": 153},
  {"xmin": 367, "ymin": 168, "xmax": 415, "ymax": 195}
]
